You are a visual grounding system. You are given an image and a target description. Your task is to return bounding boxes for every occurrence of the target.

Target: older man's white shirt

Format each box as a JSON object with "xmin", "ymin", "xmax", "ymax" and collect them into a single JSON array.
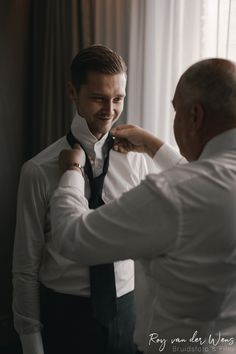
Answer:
[{"xmin": 51, "ymin": 128, "xmax": 236, "ymax": 354}]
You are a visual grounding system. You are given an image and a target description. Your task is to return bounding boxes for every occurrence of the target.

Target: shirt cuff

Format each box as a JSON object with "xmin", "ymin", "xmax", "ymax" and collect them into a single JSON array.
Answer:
[
  {"xmin": 20, "ymin": 332, "xmax": 44, "ymax": 354},
  {"xmin": 153, "ymin": 143, "xmax": 184, "ymax": 170},
  {"xmin": 59, "ymin": 170, "xmax": 85, "ymax": 194}
]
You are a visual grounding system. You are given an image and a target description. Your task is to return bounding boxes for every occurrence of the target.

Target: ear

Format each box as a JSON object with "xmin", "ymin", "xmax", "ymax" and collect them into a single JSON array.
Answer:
[
  {"xmin": 189, "ymin": 103, "xmax": 204, "ymax": 135},
  {"xmin": 67, "ymin": 81, "xmax": 77, "ymax": 101}
]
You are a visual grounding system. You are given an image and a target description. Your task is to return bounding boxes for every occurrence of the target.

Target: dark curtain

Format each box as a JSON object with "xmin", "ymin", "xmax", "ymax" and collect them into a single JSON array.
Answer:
[
  {"xmin": 30, "ymin": 0, "xmax": 95, "ymax": 156},
  {"xmin": 0, "ymin": 0, "xmax": 31, "ymax": 352},
  {"xmin": 0, "ymin": 1, "xmax": 95, "ymax": 351}
]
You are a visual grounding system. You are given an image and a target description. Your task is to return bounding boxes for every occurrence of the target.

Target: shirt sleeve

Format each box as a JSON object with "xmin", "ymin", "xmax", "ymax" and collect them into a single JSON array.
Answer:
[
  {"xmin": 50, "ymin": 170, "xmax": 178, "ymax": 265},
  {"xmin": 20, "ymin": 332, "xmax": 44, "ymax": 354},
  {"xmin": 153, "ymin": 143, "xmax": 186, "ymax": 170},
  {"xmin": 12, "ymin": 161, "xmax": 47, "ymax": 353},
  {"xmin": 137, "ymin": 153, "xmax": 149, "ymax": 179}
]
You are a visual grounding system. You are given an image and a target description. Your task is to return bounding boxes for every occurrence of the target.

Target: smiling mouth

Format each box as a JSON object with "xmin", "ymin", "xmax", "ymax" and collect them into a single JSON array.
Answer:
[{"xmin": 97, "ymin": 116, "xmax": 113, "ymax": 121}]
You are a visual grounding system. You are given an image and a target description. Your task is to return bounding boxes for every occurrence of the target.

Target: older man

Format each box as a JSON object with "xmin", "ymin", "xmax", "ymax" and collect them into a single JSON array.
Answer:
[{"xmin": 50, "ymin": 58, "xmax": 236, "ymax": 353}]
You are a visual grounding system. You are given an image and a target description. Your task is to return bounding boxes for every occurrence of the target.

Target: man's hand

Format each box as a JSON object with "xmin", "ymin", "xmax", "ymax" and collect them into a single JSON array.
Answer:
[
  {"xmin": 111, "ymin": 124, "xmax": 164, "ymax": 158},
  {"xmin": 59, "ymin": 144, "xmax": 86, "ymax": 173}
]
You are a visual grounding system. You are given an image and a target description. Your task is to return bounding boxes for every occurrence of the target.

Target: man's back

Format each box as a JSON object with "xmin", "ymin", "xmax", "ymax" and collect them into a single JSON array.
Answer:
[{"xmin": 145, "ymin": 129, "xmax": 236, "ymax": 352}]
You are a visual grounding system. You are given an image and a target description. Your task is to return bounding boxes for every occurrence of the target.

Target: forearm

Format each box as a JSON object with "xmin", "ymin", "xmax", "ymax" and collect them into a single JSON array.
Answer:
[
  {"xmin": 153, "ymin": 143, "xmax": 187, "ymax": 170},
  {"xmin": 13, "ymin": 161, "xmax": 47, "ymax": 352},
  {"xmin": 13, "ymin": 275, "xmax": 44, "ymax": 354},
  {"xmin": 12, "ymin": 272, "xmax": 42, "ymax": 334},
  {"xmin": 20, "ymin": 332, "xmax": 44, "ymax": 354},
  {"xmin": 51, "ymin": 170, "xmax": 176, "ymax": 265},
  {"xmin": 143, "ymin": 132, "xmax": 164, "ymax": 158}
]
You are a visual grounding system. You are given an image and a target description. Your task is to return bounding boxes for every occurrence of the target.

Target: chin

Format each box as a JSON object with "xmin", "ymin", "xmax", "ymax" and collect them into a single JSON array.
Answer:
[
  {"xmin": 93, "ymin": 129, "xmax": 110, "ymax": 139},
  {"xmin": 100, "ymin": 123, "xmax": 113, "ymax": 133}
]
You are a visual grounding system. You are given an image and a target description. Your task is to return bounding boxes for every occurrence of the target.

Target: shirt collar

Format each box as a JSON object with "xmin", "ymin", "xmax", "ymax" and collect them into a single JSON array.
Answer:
[
  {"xmin": 70, "ymin": 112, "xmax": 109, "ymax": 156},
  {"xmin": 199, "ymin": 128, "xmax": 236, "ymax": 160}
]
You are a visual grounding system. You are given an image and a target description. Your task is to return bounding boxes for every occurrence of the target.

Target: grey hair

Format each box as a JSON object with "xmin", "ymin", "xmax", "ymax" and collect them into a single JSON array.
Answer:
[{"xmin": 179, "ymin": 58, "xmax": 236, "ymax": 119}]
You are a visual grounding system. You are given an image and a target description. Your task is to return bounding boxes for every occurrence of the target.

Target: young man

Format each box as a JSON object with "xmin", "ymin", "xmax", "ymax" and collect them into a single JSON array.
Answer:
[
  {"xmin": 13, "ymin": 45, "xmax": 181, "ymax": 354},
  {"xmin": 50, "ymin": 58, "xmax": 236, "ymax": 354}
]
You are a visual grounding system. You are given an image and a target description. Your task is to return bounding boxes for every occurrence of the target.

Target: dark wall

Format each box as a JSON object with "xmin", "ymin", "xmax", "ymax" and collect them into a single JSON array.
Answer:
[{"xmin": 0, "ymin": 0, "xmax": 31, "ymax": 349}]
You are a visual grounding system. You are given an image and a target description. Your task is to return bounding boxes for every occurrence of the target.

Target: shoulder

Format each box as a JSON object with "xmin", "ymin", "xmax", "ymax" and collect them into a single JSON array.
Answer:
[
  {"xmin": 31, "ymin": 136, "xmax": 67, "ymax": 166},
  {"xmin": 146, "ymin": 160, "xmax": 202, "ymax": 187},
  {"xmin": 145, "ymin": 159, "xmax": 216, "ymax": 205},
  {"xmin": 20, "ymin": 136, "xmax": 67, "ymax": 187}
]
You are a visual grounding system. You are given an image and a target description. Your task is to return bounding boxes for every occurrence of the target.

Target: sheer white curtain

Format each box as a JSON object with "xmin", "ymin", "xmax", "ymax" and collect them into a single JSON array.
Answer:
[
  {"xmin": 127, "ymin": 0, "xmax": 202, "ymax": 146},
  {"xmin": 127, "ymin": 0, "xmax": 236, "ymax": 146},
  {"xmin": 93, "ymin": 0, "xmax": 236, "ymax": 146},
  {"xmin": 93, "ymin": 0, "xmax": 201, "ymax": 145},
  {"xmin": 201, "ymin": 0, "xmax": 236, "ymax": 59}
]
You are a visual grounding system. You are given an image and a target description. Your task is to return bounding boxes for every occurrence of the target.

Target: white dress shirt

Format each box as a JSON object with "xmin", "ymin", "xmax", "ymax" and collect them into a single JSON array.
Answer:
[
  {"xmin": 12, "ymin": 113, "xmax": 182, "ymax": 354},
  {"xmin": 51, "ymin": 128, "xmax": 236, "ymax": 354}
]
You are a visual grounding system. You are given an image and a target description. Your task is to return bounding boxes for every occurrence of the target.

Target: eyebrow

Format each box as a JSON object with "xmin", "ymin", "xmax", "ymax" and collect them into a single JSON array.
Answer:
[
  {"xmin": 90, "ymin": 93, "xmax": 126, "ymax": 98},
  {"xmin": 116, "ymin": 94, "xmax": 126, "ymax": 98}
]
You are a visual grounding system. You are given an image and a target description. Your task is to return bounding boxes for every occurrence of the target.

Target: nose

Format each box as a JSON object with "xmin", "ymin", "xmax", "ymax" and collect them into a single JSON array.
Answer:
[{"xmin": 102, "ymin": 100, "xmax": 114, "ymax": 116}]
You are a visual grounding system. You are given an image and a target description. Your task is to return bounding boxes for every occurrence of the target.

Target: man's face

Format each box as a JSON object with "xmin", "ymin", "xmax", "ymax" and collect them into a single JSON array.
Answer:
[
  {"xmin": 74, "ymin": 71, "xmax": 126, "ymax": 139},
  {"xmin": 172, "ymin": 86, "xmax": 192, "ymax": 160},
  {"xmin": 173, "ymin": 83, "xmax": 204, "ymax": 161}
]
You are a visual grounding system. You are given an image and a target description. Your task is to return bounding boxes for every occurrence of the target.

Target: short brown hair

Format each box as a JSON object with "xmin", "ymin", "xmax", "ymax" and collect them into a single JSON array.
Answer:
[{"xmin": 71, "ymin": 45, "xmax": 127, "ymax": 90}]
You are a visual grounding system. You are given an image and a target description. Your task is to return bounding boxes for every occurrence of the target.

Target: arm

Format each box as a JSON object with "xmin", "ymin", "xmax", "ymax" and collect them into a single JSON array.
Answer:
[
  {"xmin": 50, "ymin": 168, "xmax": 178, "ymax": 265},
  {"xmin": 112, "ymin": 124, "xmax": 186, "ymax": 171},
  {"xmin": 112, "ymin": 124, "xmax": 164, "ymax": 158},
  {"xmin": 12, "ymin": 162, "xmax": 47, "ymax": 354}
]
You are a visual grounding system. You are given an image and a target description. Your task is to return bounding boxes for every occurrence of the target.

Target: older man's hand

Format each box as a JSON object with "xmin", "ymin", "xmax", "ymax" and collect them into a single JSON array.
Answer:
[{"xmin": 111, "ymin": 124, "xmax": 164, "ymax": 158}]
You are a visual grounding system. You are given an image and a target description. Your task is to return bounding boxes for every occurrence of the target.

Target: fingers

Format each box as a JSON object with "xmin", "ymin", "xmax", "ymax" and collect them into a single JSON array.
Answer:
[
  {"xmin": 73, "ymin": 143, "xmax": 83, "ymax": 150},
  {"xmin": 111, "ymin": 124, "xmax": 137, "ymax": 138},
  {"xmin": 58, "ymin": 147, "xmax": 86, "ymax": 172},
  {"xmin": 112, "ymin": 124, "xmax": 137, "ymax": 131},
  {"xmin": 58, "ymin": 149, "xmax": 69, "ymax": 172},
  {"xmin": 111, "ymin": 124, "xmax": 146, "ymax": 154},
  {"xmin": 73, "ymin": 143, "xmax": 82, "ymax": 150},
  {"xmin": 113, "ymin": 144, "xmax": 127, "ymax": 153},
  {"xmin": 113, "ymin": 139, "xmax": 134, "ymax": 153}
]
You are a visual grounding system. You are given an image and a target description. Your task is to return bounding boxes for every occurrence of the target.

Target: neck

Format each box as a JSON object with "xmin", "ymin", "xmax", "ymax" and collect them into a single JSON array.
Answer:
[{"xmin": 71, "ymin": 113, "xmax": 109, "ymax": 151}]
